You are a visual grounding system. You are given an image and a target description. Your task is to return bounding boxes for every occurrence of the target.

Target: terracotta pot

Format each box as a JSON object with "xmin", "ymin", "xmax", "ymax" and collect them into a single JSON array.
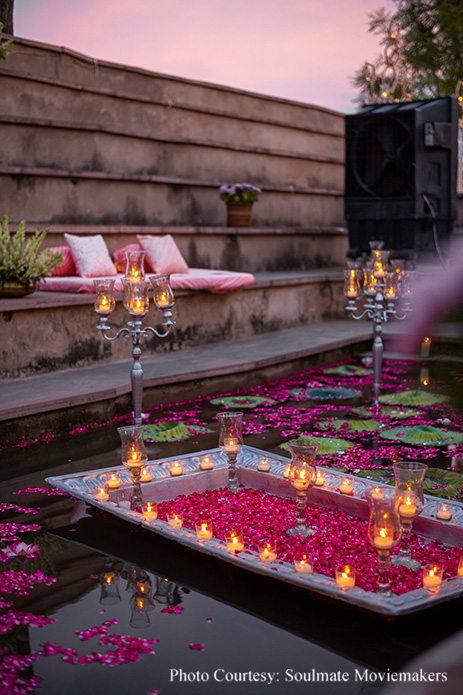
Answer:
[
  {"xmin": 226, "ymin": 203, "xmax": 253, "ymax": 227},
  {"xmin": 0, "ymin": 281, "xmax": 37, "ymax": 298}
]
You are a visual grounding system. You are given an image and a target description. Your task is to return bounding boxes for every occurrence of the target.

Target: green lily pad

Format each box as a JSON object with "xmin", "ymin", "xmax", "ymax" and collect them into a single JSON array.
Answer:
[
  {"xmin": 316, "ymin": 419, "xmax": 382, "ymax": 432},
  {"xmin": 379, "ymin": 390, "xmax": 449, "ymax": 406},
  {"xmin": 355, "ymin": 466, "xmax": 463, "ymax": 500},
  {"xmin": 289, "ymin": 387, "xmax": 361, "ymax": 401},
  {"xmin": 352, "ymin": 406, "xmax": 423, "ymax": 419},
  {"xmin": 280, "ymin": 435, "xmax": 354, "ymax": 456},
  {"xmin": 323, "ymin": 364, "xmax": 373, "ymax": 376},
  {"xmin": 379, "ymin": 425, "xmax": 463, "ymax": 446},
  {"xmin": 209, "ymin": 395, "xmax": 275, "ymax": 409},
  {"xmin": 143, "ymin": 421, "xmax": 212, "ymax": 442}
]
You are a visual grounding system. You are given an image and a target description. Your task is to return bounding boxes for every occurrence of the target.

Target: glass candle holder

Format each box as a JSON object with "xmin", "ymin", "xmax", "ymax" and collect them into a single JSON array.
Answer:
[
  {"xmin": 369, "ymin": 240, "xmax": 385, "ymax": 252},
  {"xmin": 94, "ymin": 278, "xmax": 116, "ymax": 315},
  {"xmin": 436, "ymin": 502, "xmax": 453, "ymax": 521},
  {"xmin": 372, "ymin": 250, "xmax": 390, "ymax": 278},
  {"xmin": 363, "ymin": 266, "xmax": 379, "ymax": 297},
  {"xmin": 392, "ymin": 461, "xmax": 428, "ymax": 570},
  {"xmin": 384, "ymin": 272, "xmax": 400, "ymax": 301},
  {"xmin": 142, "ymin": 501, "xmax": 157, "ymax": 521},
  {"xmin": 167, "ymin": 511, "xmax": 184, "ymax": 528},
  {"xmin": 367, "ymin": 487, "xmax": 401, "ymax": 596},
  {"xmin": 169, "ymin": 460, "xmax": 183, "ymax": 477},
  {"xmin": 199, "ymin": 455, "xmax": 213, "ymax": 470},
  {"xmin": 117, "ymin": 425, "xmax": 148, "ymax": 510},
  {"xmin": 195, "ymin": 519, "xmax": 213, "ymax": 540},
  {"xmin": 225, "ymin": 530, "xmax": 244, "ymax": 553},
  {"xmin": 95, "ymin": 486, "xmax": 109, "ymax": 501},
  {"xmin": 335, "ymin": 565, "xmax": 356, "ymax": 589},
  {"xmin": 217, "ymin": 411, "xmax": 243, "ymax": 493},
  {"xmin": 106, "ymin": 472, "xmax": 121, "ymax": 490},
  {"xmin": 99, "ymin": 569, "xmax": 121, "ymax": 606},
  {"xmin": 126, "ymin": 279, "xmax": 150, "ymax": 317},
  {"xmin": 150, "ymin": 273, "xmax": 175, "ymax": 309},
  {"xmin": 422, "ymin": 564, "xmax": 443, "ymax": 592},
  {"xmin": 286, "ymin": 440, "xmax": 318, "ymax": 537},
  {"xmin": 339, "ymin": 477, "xmax": 355, "ymax": 495},
  {"xmin": 294, "ymin": 550, "xmax": 313, "ymax": 574},
  {"xmin": 129, "ymin": 594, "xmax": 155, "ymax": 629},
  {"xmin": 257, "ymin": 456, "xmax": 270, "ymax": 472},
  {"xmin": 343, "ymin": 269, "xmax": 363, "ymax": 299},
  {"xmin": 258, "ymin": 538, "xmax": 277, "ymax": 562},
  {"xmin": 125, "ymin": 249, "xmax": 146, "ymax": 282},
  {"xmin": 140, "ymin": 467, "xmax": 152, "ymax": 483}
]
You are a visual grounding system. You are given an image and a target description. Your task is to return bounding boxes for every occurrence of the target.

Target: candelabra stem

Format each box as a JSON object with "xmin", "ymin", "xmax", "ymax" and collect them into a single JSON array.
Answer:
[
  {"xmin": 377, "ymin": 549, "xmax": 392, "ymax": 596},
  {"xmin": 131, "ymin": 336, "xmax": 143, "ymax": 426},
  {"xmin": 130, "ymin": 469, "xmax": 143, "ymax": 510},
  {"xmin": 372, "ymin": 319, "xmax": 383, "ymax": 406},
  {"xmin": 391, "ymin": 518, "xmax": 420, "ymax": 570},
  {"xmin": 226, "ymin": 452, "xmax": 239, "ymax": 493}
]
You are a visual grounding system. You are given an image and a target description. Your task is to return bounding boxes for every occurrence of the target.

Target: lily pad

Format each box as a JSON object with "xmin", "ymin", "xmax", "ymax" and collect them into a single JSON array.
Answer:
[
  {"xmin": 316, "ymin": 419, "xmax": 383, "ymax": 432},
  {"xmin": 352, "ymin": 406, "xmax": 423, "ymax": 419},
  {"xmin": 143, "ymin": 421, "xmax": 212, "ymax": 443},
  {"xmin": 209, "ymin": 395, "xmax": 275, "ymax": 409},
  {"xmin": 379, "ymin": 425, "xmax": 463, "ymax": 446},
  {"xmin": 378, "ymin": 390, "xmax": 449, "ymax": 406},
  {"xmin": 280, "ymin": 435, "xmax": 354, "ymax": 456},
  {"xmin": 289, "ymin": 387, "xmax": 361, "ymax": 401},
  {"xmin": 355, "ymin": 466, "xmax": 463, "ymax": 500},
  {"xmin": 323, "ymin": 364, "xmax": 373, "ymax": 376}
]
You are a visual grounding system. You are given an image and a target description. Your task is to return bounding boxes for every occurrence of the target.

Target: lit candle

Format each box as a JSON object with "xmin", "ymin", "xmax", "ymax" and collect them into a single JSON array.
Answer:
[
  {"xmin": 199, "ymin": 455, "xmax": 213, "ymax": 470},
  {"xmin": 126, "ymin": 449, "xmax": 142, "ymax": 469},
  {"xmin": 398, "ymin": 495, "xmax": 417, "ymax": 518},
  {"xmin": 436, "ymin": 504, "xmax": 453, "ymax": 521},
  {"xmin": 258, "ymin": 540, "xmax": 277, "ymax": 562},
  {"xmin": 423, "ymin": 564, "xmax": 443, "ymax": 591},
  {"xmin": 225, "ymin": 530, "xmax": 244, "ymax": 553},
  {"xmin": 195, "ymin": 520, "xmax": 213, "ymax": 540},
  {"xmin": 130, "ymin": 298, "xmax": 145, "ymax": 315},
  {"xmin": 95, "ymin": 487, "xmax": 109, "ymax": 501},
  {"xmin": 335, "ymin": 565, "xmax": 356, "ymax": 588},
  {"xmin": 294, "ymin": 552, "xmax": 313, "ymax": 574},
  {"xmin": 339, "ymin": 478, "xmax": 354, "ymax": 495},
  {"xmin": 142, "ymin": 502, "xmax": 158, "ymax": 521},
  {"xmin": 457, "ymin": 555, "xmax": 463, "ymax": 579},
  {"xmin": 167, "ymin": 512, "xmax": 184, "ymax": 528},
  {"xmin": 283, "ymin": 463, "xmax": 291, "ymax": 479},
  {"xmin": 371, "ymin": 487, "xmax": 384, "ymax": 499},
  {"xmin": 157, "ymin": 291, "xmax": 170, "ymax": 308},
  {"xmin": 103, "ymin": 572, "xmax": 115, "ymax": 585},
  {"xmin": 98, "ymin": 296, "xmax": 111, "ymax": 314},
  {"xmin": 169, "ymin": 460, "xmax": 183, "ymax": 476},
  {"xmin": 314, "ymin": 470, "xmax": 325, "ymax": 487},
  {"xmin": 224, "ymin": 437, "xmax": 238, "ymax": 454},
  {"xmin": 421, "ymin": 337, "xmax": 431, "ymax": 357},
  {"xmin": 257, "ymin": 457, "xmax": 270, "ymax": 472},
  {"xmin": 347, "ymin": 284, "xmax": 358, "ymax": 297},
  {"xmin": 140, "ymin": 467, "xmax": 152, "ymax": 482},
  {"xmin": 374, "ymin": 526, "xmax": 394, "ymax": 549},
  {"xmin": 293, "ymin": 469, "xmax": 309, "ymax": 490},
  {"xmin": 107, "ymin": 473, "xmax": 120, "ymax": 489}
]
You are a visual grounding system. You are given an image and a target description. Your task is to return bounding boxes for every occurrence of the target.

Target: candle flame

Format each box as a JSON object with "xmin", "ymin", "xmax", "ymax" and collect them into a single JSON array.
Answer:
[{"xmin": 379, "ymin": 527, "xmax": 388, "ymax": 539}]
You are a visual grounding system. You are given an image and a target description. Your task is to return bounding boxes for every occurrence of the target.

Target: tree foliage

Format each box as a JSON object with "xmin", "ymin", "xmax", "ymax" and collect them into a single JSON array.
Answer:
[{"xmin": 354, "ymin": 0, "xmax": 463, "ymax": 104}]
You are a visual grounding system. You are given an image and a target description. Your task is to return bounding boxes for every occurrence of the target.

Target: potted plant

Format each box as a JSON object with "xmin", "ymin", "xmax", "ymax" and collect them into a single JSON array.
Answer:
[
  {"xmin": 0, "ymin": 216, "xmax": 63, "ymax": 297},
  {"xmin": 219, "ymin": 182, "xmax": 261, "ymax": 227}
]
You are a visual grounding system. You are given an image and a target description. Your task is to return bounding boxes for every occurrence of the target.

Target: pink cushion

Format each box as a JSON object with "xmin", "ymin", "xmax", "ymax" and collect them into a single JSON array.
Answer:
[
  {"xmin": 38, "ymin": 269, "xmax": 254, "ymax": 294},
  {"xmin": 64, "ymin": 233, "xmax": 117, "ymax": 278},
  {"xmin": 48, "ymin": 246, "xmax": 77, "ymax": 277},
  {"xmin": 137, "ymin": 234, "xmax": 189, "ymax": 274},
  {"xmin": 113, "ymin": 243, "xmax": 153, "ymax": 273}
]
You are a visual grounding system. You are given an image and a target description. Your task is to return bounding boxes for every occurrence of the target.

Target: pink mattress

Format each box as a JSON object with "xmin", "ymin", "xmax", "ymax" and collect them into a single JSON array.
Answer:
[{"xmin": 38, "ymin": 268, "xmax": 255, "ymax": 294}]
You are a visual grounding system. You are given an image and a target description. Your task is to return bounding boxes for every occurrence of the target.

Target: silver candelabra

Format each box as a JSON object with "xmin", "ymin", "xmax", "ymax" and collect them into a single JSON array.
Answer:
[
  {"xmin": 93, "ymin": 250, "xmax": 175, "ymax": 424},
  {"xmin": 344, "ymin": 242, "xmax": 413, "ymax": 405}
]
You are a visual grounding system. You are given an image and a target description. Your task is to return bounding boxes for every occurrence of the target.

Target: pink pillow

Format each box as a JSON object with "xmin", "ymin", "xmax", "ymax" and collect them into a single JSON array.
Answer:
[
  {"xmin": 64, "ymin": 233, "xmax": 117, "ymax": 278},
  {"xmin": 113, "ymin": 243, "xmax": 153, "ymax": 273},
  {"xmin": 137, "ymin": 234, "xmax": 188, "ymax": 274},
  {"xmin": 48, "ymin": 246, "xmax": 77, "ymax": 277}
]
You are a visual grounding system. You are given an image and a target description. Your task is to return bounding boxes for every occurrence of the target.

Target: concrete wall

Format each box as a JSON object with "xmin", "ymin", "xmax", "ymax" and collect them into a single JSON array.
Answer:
[{"xmin": 0, "ymin": 37, "xmax": 345, "ymax": 233}]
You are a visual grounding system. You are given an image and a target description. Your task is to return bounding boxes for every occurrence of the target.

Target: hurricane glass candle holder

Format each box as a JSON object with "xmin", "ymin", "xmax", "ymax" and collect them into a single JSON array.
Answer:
[
  {"xmin": 217, "ymin": 411, "xmax": 243, "ymax": 493},
  {"xmin": 367, "ymin": 487, "xmax": 401, "ymax": 596},
  {"xmin": 286, "ymin": 440, "xmax": 318, "ymax": 537},
  {"xmin": 392, "ymin": 461, "xmax": 428, "ymax": 570}
]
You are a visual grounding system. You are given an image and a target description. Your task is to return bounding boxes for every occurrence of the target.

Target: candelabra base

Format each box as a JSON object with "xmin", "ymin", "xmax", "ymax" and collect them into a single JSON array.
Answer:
[
  {"xmin": 286, "ymin": 524, "xmax": 316, "ymax": 537},
  {"xmin": 390, "ymin": 554, "xmax": 421, "ymax": 571}
]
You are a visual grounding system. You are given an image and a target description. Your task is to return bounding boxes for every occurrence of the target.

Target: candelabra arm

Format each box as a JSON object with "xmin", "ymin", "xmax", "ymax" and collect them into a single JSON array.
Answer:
[
  {"xmin": 96, "ymin": 317, "xmax": 131, "ymax": 342},
  {"xmin": 345, "ymin": 301, "xmax": 374, "ymax": 321},
  {"xmin": 144, "ymin": 310, "xmax": 175, "ymax": 338}
]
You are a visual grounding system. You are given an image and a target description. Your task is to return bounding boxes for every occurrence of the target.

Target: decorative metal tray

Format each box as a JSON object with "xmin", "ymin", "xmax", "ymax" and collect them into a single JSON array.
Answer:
[{"xmin": 46, "ymin": 446, "xmax": 463, "ymax": 617}]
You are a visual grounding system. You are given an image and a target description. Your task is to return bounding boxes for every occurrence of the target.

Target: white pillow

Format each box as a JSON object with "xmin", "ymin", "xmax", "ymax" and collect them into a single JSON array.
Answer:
[
  {"xmin": 137, "ymin": 234, "xmax": 189, "ymax": 274},
  {"xmin": 64, "ymin": 233, "xmax": 118, "ymax": 278}
]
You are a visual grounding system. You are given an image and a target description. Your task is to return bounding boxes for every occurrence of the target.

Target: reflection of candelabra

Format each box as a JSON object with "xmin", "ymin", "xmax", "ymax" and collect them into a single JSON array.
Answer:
[
  {"xmin": 344, "ymin": 241, "xmax": 414, "ymax": 405},
  {"xmin": 94, "ymin": 250, "xmax": 175, "ymax": 425}
]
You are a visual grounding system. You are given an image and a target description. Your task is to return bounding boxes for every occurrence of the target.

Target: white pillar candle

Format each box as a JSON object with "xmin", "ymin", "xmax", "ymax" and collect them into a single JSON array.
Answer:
[{"xmin": 169, "ymin": 460, "xmax": 183, "ymax": 476}]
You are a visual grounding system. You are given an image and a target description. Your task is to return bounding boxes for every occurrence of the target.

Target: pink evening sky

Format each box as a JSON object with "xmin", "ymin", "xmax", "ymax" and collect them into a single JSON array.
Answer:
[{"xmin": 13, "ymin": 0, "xmax": 394, "ymax": 113}]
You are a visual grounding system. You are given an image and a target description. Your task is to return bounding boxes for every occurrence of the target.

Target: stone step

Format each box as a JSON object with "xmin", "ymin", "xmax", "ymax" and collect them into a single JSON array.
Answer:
[
  {"xmin": 0, "ymin": 269, "xmax": 346, "ymax": 378},
  {"xmin": 0, "ymin": 320, "xmax": 372, "ymax": 444}
]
